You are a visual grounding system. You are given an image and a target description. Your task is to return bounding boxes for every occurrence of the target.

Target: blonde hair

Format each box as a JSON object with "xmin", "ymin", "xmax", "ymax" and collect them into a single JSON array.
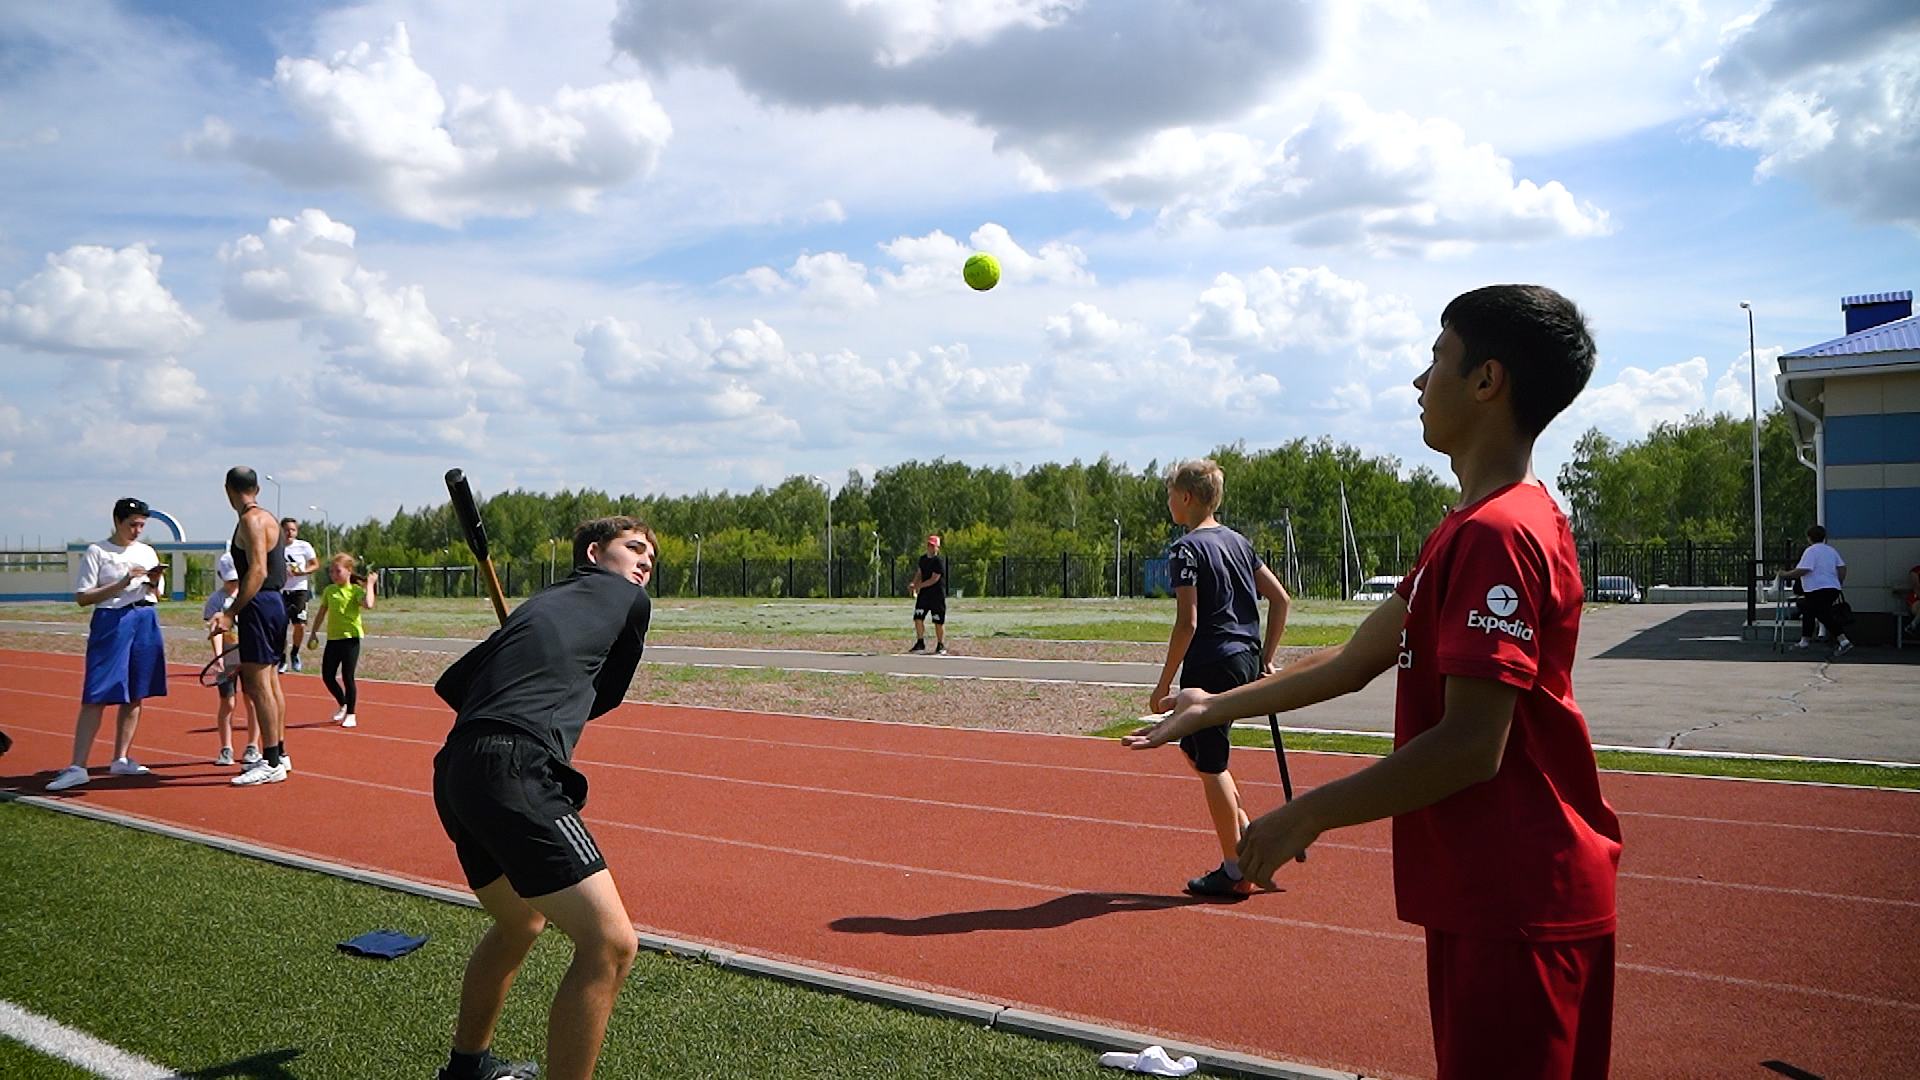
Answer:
[
  {"xmin": 329, "ymin": 552, "xmax": 366, "ymax": 585},
  {"xmin": 1165, "ymin": 459, "xmax": 1224, "ymax": 512}
]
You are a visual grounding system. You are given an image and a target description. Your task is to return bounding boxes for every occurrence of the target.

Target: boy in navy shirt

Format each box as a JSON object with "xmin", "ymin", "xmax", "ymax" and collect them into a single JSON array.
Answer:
[
  {"xmin": 1149, "ymin": 459, "xmax": 1292, "ymax": 897},
  {"xmin": 1130, "ymin": 286, "xmax": 1618, "ymax": 1079}
]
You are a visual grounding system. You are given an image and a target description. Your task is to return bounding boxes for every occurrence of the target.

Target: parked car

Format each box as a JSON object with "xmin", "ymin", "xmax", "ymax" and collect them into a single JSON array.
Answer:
[
  {"xmin": 1350, "ymin": 575, "xmax": 1403, "ymax": 602},
  {"xmin": 1594, "ymin": 575, "xmax": 1642, "ymax": 603}
]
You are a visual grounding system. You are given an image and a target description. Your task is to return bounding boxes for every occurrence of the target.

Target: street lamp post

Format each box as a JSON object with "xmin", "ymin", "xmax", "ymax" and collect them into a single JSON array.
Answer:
[
  {"xmin": 308, "ymin": 505, "xmax": 331, "ymax": 559},
  {"xmin": 263, "ymin": 474, "xmax": 282, "ymax": 519},
  {"xmin": 1740, "ymin": 301, "xmax": 1764, "ymax": 614},
  {"xmin": 692, "ymin": 533, "xmax": 703, "ymax": 597},
  {"xmin": 1113, "ymin": 517, "xmax": 1122, "ymax": 599},
  {"xmin": 811, "ymin": 474, "xmax": 832, "ymax": 598}
]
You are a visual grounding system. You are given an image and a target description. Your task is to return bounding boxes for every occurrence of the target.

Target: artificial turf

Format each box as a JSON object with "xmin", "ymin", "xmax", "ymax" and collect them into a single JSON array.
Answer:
[{"xmin": 0, "ymin": 800, "xmax": 1127, "ymax": 1080}]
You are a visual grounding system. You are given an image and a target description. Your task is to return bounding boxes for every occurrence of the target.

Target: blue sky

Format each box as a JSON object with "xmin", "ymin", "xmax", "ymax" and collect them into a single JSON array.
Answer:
[{"xmin": 1, "ymin": 0, "xmax": 1915, "ymax": 545}]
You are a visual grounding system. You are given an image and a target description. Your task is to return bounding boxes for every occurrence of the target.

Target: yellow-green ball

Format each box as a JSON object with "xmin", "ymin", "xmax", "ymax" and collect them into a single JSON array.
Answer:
[{"xmin": 963, "ymin": 252, "xmax": 1000, "ymax": 291}]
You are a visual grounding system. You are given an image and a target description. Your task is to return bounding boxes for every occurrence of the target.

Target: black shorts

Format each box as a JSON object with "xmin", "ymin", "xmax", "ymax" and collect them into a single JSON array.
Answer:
[
  {"xmin": 914, "ymin": 592, "xmax": 947, "ymax": 624},
  {"xmin": 433, "ymin": 727, "xmax": 606, "ymax": 898},
  {"xmin": 1178, "ymin": 649, "xmax": 1260, "ymax": 775},
  {"xmin": 282, "ymin": 589, "xmax": 311, "ymax": 624},
  {"xmin": 236, "ymin": 590, "xmax": 288, "ymax": 667}
]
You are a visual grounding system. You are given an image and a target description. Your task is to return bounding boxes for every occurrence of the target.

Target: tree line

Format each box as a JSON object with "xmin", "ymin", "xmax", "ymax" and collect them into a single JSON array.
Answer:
[
  {"xmin": 1555, "ymin": 406, "xmax": 1816, "ymax": 549},
  {"xmin": 335, "ymin": 439, "xmax": 1461, "ymax": 581}
]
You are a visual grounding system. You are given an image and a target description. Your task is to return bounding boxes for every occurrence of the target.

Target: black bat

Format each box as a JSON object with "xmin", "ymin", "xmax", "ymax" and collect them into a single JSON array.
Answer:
[
  {"xmin": 1268, "ymin": 713, "xmax": 1307, "ymax": 863},
  {"xmin": 445, "ymin": 468, "xmax": 510, "ymax": 625}
]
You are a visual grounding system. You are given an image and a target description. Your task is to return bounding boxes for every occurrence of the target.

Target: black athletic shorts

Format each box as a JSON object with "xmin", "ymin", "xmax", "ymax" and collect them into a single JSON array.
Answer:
[
  {"xmin": 1178, "ymin": 649, "xmax": 1260, "ymax": 775},
  {"xmin": 914, "ymin": 591, "xmax": 947, "ymax": 624},
  {"xmin": 433, "ymin": 725, "xmax": 606, "ymax": 898},
  {"xmin": 282, "ymin": 588, "xmax": 311, "ymax": 624},
  {"xmin": 236, "ymin": 590, "xmax": 288, "ymax": 667}
]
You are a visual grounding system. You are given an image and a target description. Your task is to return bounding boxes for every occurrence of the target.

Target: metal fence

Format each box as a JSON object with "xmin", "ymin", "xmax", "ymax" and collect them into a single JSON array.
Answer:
[{"xmin": 1577, "ymin": 541, "xmax": 1800, "ymax": 596}]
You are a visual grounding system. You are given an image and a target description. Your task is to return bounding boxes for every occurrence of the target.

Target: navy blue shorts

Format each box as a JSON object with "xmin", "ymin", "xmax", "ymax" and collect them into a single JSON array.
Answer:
[
  {"xmin": 236, "ymin": 590, "xmax": 288, "ymax": 667},
  {"xmin": 1178, "ymin": 649, "xmax": 1259, "ymax": 775},
  {"xmin": 83, "ymin": 605, "xmax": 168, "ymax": 705}
]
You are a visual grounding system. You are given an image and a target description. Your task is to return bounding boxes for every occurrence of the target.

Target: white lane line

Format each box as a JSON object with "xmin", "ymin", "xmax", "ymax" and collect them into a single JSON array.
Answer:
[{"xmin": 0, "ymin": 1000, "xmax": 180, "ymax": 1079}]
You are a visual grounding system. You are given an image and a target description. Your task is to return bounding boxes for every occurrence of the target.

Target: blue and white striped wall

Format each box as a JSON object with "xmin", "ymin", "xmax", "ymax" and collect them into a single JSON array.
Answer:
[{"xmin": 1822, "ymin": 372, "xmax": 1920, "ymax": 611}]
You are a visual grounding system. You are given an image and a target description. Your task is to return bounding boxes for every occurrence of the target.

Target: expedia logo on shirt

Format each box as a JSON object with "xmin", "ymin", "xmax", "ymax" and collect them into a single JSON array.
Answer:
[{"xmin": 1466, "ymin": 584, "xmax": 1533, "ymax": 640}]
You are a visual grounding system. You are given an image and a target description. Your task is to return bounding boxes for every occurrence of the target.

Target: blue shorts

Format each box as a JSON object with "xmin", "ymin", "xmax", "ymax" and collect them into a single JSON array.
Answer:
[
  {"xmin": 83, "ymin": 605, "xmax": 168, "ymax": 705},
  {"xmin": 236, "ymin": 590, "xmax": 288, "ymax": 667}
]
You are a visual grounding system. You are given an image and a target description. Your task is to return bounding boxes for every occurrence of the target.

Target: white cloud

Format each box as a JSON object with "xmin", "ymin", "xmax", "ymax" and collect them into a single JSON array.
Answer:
[
  {"xmin": 189, "ymin": 24, "xmax": 672, "ymax": 226},
  {"xmin": 1181, "ymin": 265, "xmax": 1425, "ymax": 356},
  {"xmin": 611, "ymin": 0, "xmax": 1320, "ymax": 160},
  {"xmin": 880, "ymin": 223, "xmax": 1092, "ymax": 292},
  {"xmin": 1569, "ymin": 356, "xmax": 1713, "ymax": 437},
  {"xmin": 1712, "ymin": 345, "xmax": 1784, "ymax": 417},
  {"xmin": 1098, "ymin": 93, "xmax": 1612, "ymax": 254},
  {"xmin": 1701, "ymin": 0, "xmax": 1920, "ymax": 228},
  {"xmin": 220, "ymin": 209, "xmax": 507, "ymax": 421},
  {"xmin": 1045, "ymin": 302, "xmax": 1134, "ymax": 350},
  {"xmin": 0, "ymin": 243, "xmax": 202, "ymax": 357}
]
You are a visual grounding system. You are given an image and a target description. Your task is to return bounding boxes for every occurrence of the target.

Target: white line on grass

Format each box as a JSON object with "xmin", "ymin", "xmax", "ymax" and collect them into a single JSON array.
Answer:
[{"xmin": 0, "ymin": 1000, "xmax": 180, "ymax": 1079}]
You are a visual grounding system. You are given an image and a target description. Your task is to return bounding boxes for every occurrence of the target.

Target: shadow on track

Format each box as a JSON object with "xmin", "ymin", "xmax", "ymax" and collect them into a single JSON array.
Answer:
[{"xmin": 829, "ymin": 891, "xmax": 1216, "ymax": 936}]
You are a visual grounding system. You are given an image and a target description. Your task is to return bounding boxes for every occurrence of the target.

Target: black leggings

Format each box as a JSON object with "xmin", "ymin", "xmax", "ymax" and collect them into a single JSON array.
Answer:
[
  {"xmin": 322, "ymin": 637, "xmax": 361, "ymax": 713},
  {"xmin": 1800, "ymin": 588, "xmax": 1847, "ymax": 640}
]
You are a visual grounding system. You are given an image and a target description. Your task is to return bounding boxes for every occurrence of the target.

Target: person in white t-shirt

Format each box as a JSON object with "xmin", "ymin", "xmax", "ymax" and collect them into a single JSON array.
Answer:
[
  {"xmin": 47, "ymin": 497, "xmax": 171, "ymax": 791},
  {"xmin": 280, "ymin": 517, "xmax": 320, "ymax": 673},
  {"xmin": 201, "ymin": 550, "xmax": 257, "ymax": 766},
  {"xmin": 1778, "ymin": 524, "xmax": 1854, "ymax": 655}
]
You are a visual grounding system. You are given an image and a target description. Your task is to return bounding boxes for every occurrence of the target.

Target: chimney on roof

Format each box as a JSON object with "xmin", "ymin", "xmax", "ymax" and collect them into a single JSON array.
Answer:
[{"xmin": 1841, "ymin": 291, "xmax": 1913, "ymax": 335}]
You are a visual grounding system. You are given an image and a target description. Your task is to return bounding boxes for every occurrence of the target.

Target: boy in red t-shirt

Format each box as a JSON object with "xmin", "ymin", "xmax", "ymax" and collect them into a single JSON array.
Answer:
[{"xmin": 1127, "ymin": 285, "xmax": 1620, "ymax": 1079}]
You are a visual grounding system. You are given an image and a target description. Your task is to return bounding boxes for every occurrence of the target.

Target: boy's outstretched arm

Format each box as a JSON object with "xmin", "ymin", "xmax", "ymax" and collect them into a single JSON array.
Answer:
[
  {"xmin": 1236, "ymin": 675, "xmax": 1517, "ymax": 887},
  {"xmin": 1125, "ymin": 595, "xmax": 1406, "ymax": 748},
  {"xmin": 1254, "ymin": 565, "xmax": 1290, "ymax": 674},
  {"xmin": 1150, "ymin": 585, "xmax": 1199, "ymax": 712}
]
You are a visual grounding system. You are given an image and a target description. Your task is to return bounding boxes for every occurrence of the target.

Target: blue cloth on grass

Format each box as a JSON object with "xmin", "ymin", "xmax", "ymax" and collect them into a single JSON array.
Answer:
[{"xmin": 337, "ymin": 929, "xmax": 429, "ymax": 959}]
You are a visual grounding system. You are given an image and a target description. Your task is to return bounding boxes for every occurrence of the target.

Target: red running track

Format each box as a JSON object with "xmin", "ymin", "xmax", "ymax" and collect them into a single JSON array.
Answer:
[{"xmin": 3, "ymin": 649, "xmax": 1917, "ymax": 1079}]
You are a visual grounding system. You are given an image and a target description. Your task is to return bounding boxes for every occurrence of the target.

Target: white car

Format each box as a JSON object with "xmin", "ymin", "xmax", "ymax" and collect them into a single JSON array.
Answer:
[{"xmin": 1350, "ymin": 575, "xmax": 1403, "ymax": 602}]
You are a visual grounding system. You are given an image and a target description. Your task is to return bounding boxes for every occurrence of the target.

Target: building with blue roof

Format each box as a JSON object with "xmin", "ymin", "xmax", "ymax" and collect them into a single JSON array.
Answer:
[{"xmin": 1777, "ymin": 290, "xmax": 1918, "ymax": 625}]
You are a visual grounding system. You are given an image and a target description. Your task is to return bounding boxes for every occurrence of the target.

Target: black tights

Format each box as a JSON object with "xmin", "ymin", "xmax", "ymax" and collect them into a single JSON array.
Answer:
[{"xmin": 322, "ymin": 637, "xmax": 361, "ymax": 713}]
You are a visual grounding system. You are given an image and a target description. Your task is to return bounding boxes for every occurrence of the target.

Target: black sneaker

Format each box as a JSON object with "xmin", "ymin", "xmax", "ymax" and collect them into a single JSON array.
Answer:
[
  {"xmin": 1185, "ymin": 865, "xmax": 1253, "ymax": 899},
  {"xmin": 436, "ymin": 1051, "xmax": 538, "ymax": 1080},
  {"xmin": 908, "ymin": 639, "xmax": 926, "ymax": 653},
  {"xmin": 934, "ymin": 643, "xmax": 949, "ymax": 655}
]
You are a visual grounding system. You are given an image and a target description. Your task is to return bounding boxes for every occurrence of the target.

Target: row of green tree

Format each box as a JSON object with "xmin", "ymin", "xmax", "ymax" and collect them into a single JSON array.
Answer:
[
  {"xmin": 1555, "ymin": 406, "xmax": 1816, "ymax": 548},
  {"xmin": 329, "ymin": 408, "xmax": 1815, "ymax": 581},
  {"xmin": 335, "ymin": 439, "xmax": 1461, "ymax": 578}
]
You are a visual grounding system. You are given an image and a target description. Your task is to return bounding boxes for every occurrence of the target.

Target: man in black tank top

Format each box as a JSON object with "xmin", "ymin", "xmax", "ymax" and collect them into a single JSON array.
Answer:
[{"xmin": 211, "ymin": 466, "xmax": 291, "ymax": 785}]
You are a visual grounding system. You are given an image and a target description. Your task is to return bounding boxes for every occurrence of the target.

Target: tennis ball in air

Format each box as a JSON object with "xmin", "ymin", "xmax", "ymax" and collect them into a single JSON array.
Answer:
[{"xmin": 963, "ymin": 252, "xmax": 1000, "ymax": 291}]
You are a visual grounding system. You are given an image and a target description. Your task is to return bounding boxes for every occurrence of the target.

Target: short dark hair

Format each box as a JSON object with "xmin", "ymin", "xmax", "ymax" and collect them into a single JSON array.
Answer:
[
  {"xmin": 573, "ymin": 516, "xmax": 658, "ymax": 567},
  {"xmin": 225, "ymin": 466, "xmax": 259, "ymax": 494},
  {"xmin": 281, "ymin": 517, "xmax": 298, "ymax": 528},
  {"xmin": 1441, "ymin": 285, "xmax": 1595, "ymax": 437},
  {"xmin": 112, "ymin": 497, "xmax": 150, "ymax": 522},
  {"xmin": 1807, "ymin": 524, "xmax": 1826, "ymax": 542}
]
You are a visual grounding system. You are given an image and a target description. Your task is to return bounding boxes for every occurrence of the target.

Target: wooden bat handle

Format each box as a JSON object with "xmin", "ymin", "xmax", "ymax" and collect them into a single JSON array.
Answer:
[{"xmin": 479, "ymin": 558, "xmax": 509, "ymax": 626}]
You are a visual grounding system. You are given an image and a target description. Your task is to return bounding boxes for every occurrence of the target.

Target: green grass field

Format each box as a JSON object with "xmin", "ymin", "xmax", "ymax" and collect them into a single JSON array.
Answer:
[
  {"xmin": 1087, "ymin": 722, "xmax": 1920, "ymax": 790},
  {"xmin": 0, "ymin": 800, "xmax": 1124, "ymax": 1080}
]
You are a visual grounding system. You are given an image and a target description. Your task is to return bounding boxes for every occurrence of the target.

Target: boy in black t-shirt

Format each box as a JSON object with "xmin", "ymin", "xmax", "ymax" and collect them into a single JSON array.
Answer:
[
  {"xmin": 1149, "ymin": 460, "xmax": 1291, "ymax": 897},
  {"xmin": 908, "ymin": 534, "xmax": 948, "ymax": 654},
  {"xmin": 429, "ymin": 517, "xmax": 654, "ymax": 1080}
]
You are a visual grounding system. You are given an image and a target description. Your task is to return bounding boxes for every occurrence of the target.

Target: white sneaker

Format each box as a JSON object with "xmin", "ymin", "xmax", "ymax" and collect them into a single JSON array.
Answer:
[
  {"xmin": 331, "ymin": 706, "xmax": 348, "ymax": 723},
  {"xmin": 46, "ymin": 765, "xmax": 89, "ymax": 791},
  {"xmin": 1835, "ymin": 639, "xmax": 1854, "ymax": 656},
  {"xmin": 340, "ymin": 714, "xmax": 356, "ymax": 728},
  {"xmin": 277, "ymin": 660, "xmax": 291, "ymax": 674},
  {"xmin": 281, "ymin": 753, "xmax": 291, "ymax": 773},
  {"xmin": 1793, "ymin": 639, "xmax": 1810, "ymax": 650},
  {"xmin": 215, "ymin": 747, "xmax": 234, "ymax": 766},
  {"xmin": 241, "ymin": 745, "xmax": 262, "ymax": 765},
  {"xmin": 232, "ymin": 761, "xmax": 287, "ymax": 786},
  {"xmin": 290, "ymin": 655, "xmax": 303, "ymax": 672},
  {"xmin": 109, "ymin": 757, "xmax": 150, "ymax": 776}
]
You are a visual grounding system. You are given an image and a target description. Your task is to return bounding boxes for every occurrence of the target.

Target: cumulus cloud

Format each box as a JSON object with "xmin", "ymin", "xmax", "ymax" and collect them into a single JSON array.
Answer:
[
  {"xmin": 611, "ymin": 0, "xmax": 1320, "ymax": 160},
  {"xmin": 1045, "ymin": 302, "xmax": 1136, "ymax": 351},
  {"xmin": 732, "ymin": 252, "xmax": 880, "ymax": 310},
  {"xmin": 188, "ymin": 24, "xmax": 672, "ymax": 226},
  {"xmin": 0, "ymin": 243, "xmax": 202, "ymax": 357},
  {"xmin": 1099, "ymin": 93, "xmax": 1612, "ymax": 254},
  {"xmin": 1568, "ymin": 357, "xmax": 1713, "ymax": 437},
  {"xmin": 880, "ymin": 223, "xmax": 1091, "ymax": 292},
  {"xmin": 221, "ymin": 209, "xmax": 508, "ymax": 423},
  {"xmin": 1180, "ymin": 265, "xmax": 1425, "ymax": 357},
  {"xmin": 1701, "ymin": 0, "xmax": 1920, "ymax": 228}
]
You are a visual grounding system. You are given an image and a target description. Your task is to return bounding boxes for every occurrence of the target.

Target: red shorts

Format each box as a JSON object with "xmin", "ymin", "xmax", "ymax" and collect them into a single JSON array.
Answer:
[{"xmin": 1426, "ymin": 928, "xmax": 1614, "ymax": 1080}]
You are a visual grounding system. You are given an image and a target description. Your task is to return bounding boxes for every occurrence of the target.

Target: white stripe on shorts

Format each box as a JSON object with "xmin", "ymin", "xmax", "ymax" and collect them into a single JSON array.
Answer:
[{"xmin": 556, "ymin": 814, "xmax": 601, "ymax": 865}]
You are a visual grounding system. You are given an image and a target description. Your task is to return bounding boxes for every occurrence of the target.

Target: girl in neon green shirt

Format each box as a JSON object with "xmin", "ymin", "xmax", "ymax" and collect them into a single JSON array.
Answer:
[{"xmin": 311, "ymin": 554, "xmax": 376, "ymax": 727}]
